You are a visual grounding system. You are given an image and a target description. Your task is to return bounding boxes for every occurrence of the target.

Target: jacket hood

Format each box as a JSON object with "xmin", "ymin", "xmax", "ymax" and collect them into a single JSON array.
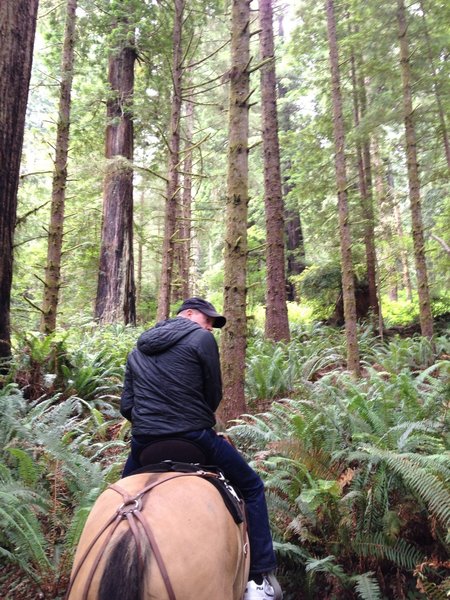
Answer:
[{"xmin": 137, "ymin": 317, "xmax": 201, "ymax": 356}]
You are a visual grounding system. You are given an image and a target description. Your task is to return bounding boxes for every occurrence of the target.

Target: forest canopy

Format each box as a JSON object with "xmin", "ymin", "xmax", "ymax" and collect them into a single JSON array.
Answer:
[{"xmin": 6, "ymin": 0, "xmax": 449, "ymax": 340}]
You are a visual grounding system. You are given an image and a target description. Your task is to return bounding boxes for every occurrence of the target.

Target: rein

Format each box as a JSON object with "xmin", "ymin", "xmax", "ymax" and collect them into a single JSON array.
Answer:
[{"xmin": 65, "ymin": 470, "xmax": 246, "ymax": 600}]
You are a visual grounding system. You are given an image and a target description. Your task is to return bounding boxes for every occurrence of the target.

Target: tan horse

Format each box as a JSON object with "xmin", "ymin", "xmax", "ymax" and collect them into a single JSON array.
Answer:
[{"xmin": 66, "ymin": 471, "xmax": 250, "ymax": 600}]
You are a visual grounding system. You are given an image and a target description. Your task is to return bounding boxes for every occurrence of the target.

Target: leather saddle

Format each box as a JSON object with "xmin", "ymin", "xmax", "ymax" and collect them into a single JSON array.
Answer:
[{"xmin": 130, "ymin": 438, "xmax": 245, "ymax": 525}]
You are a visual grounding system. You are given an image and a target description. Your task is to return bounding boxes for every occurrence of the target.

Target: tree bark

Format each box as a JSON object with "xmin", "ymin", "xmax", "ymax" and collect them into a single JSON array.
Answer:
[
  {"xmin": 277, "ymin": 13, "xmax": 305, "ymax": 302},
  {"xmin": 0, "ymin": 0, "xmax": 39, "ymax": 360},
  {"xmin": 95, "ymin": 13, "xmax": 136, "ymax": 325},
  {"xmin": 325, "ymin": 0, "xmax": 361, "ymax": 376},
  {"xmin": 171, "ymin": 87, "xmax": 193, "ymax": 304},
  {"xmin": 418, "ymin": 0, "xmax": 450, "ymax": 170},
  {"xmin": 372, "ymin": 142, "xmax": 413, "ymax": 302},
  {"xmin": 259, "ymin": 0, "xmax": 290, "ymax": 342},
  {"xmin": 136, "ymin": 189, "xmax": 145, "ymax": 313},
  {"xmin": 41, "ymin": 0, "xmax": 77, "ymax": 334},
  {"xmin": 397, "ymin": 0, "xmax": 433, "ymax": 338},
  {"xmin": 157, "ymin": 0, "xmax": 185, "ymax": 320},
  {"xmin": 180, "ymin": 87, "xmax": 194, "ymax": 300},
  {"xmin": 386, "ymin": 162, "xmax": 413, "ymax": 301},
  {"xmin": 220, "ymin": 0, "xmax": 251, "ymax": 423},
  {"xmin": 349, "ymin": 44, "xmax": 379, "ymax": 319},
  {"xmin": 285, "ymin": 209, "xmax": 305, "ymax": 300}
]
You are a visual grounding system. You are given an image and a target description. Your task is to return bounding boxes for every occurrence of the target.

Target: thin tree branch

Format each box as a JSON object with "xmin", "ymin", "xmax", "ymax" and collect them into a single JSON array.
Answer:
[
  {"xmin": 16, "ymin": 201, "xmax": 51, "ymax": 226},
  {"xmin": 431, "ymin": 233, "xmax": 450, "ymax": 255},
  {"xmin": 22, "ymin": 295, "xmax": 45, "ymax": 314}
]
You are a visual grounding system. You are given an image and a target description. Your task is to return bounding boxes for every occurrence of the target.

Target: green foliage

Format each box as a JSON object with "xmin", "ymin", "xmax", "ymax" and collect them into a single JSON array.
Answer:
[
  {"xmin": 1, "ymin": 326, "xmax": 136, "ymax": 532},
  {"xmin": 1, "ymin": 320, "xmax": 449, "ymax": 598},
  {"xmin": 0, "ymin": 379, "xmax": 127, "ymax": 595},
  {"xmin": 292, "ymin": 264, "xmax": 343, "ymax": 319},
  {"xmin": 382, "ymin": 294, "xmax": 421, "ymax": 327},
  {"xmin": 230, "ymin": 328, "xmax": 450, "ymax": 598},
  {"xmin": 0, "ymin": 463, "xmax": 53, "ymax": 583},
  {"xmin": 352, "ymin": 572, "xmax": 382, "ymax": 600},
  {"xmin": 245, "ymin": 324, "xmax": 348, "ymax": 404}
]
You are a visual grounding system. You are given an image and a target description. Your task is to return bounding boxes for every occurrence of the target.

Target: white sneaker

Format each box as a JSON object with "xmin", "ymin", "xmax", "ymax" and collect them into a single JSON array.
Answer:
[{"xmin": 243, "ymin": 574, "xmax": 283, "ymax": 600}]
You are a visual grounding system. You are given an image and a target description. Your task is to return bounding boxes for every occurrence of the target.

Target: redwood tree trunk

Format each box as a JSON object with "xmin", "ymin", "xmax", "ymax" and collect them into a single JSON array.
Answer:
[
  {"xmin": 285, "ymin": 208, "xmax": 305, "ymax": 301},
  {"xmin": 277, "ymin": 13, "xmax": 305, "ymax": 301},
  {"xmin": 349, "ymin": 45, "xmax": 379, "ymax": 319},
  {"xmin": 326, "ymin": 0, "xmax": 361, "ymax": 375},
  {"xmin": 259, "ymin": 0, "xmax": 290, "ymax": 342},
  {"xmin": 372, "ymin": 145, "xmax": 413, "ymax": 302},
  {"xmin": 180, "ymin": 89, "xmax": 194, "ymax": 300},
  {"xmin": 171, "ymin": 87, "xmax": 193, "ymax": 305},
  {"xmin": 419, "ymin": 0, "xmax": 450, "ymax": 169},
  {"xmin": 157, "ymin": 0, "xmax": 185, "ymax": 321},
  {"xmin": 397, "ymin": 0, "xmax": 433, "ymax": 338},
  {"xmin": 0, "ymin": 0, "xmax": 39, "ymax": 360},
  {"xmin": 41, "ymin": 0, "xmax": 77, "ymax": 334},
  {"xmin": 136, "ymin": 189, "xmax": 145, "ymax": 313},
  {"xmin": 220, "ymin": 0, "xmax": 251, "ymax": 423},
  {"xmin": 95, "ymin": 15, "xmax": 136, "ymax": 325},
  {"xmin": 385, "ymin": 159, "xmax": 413, "ymax": 301}
]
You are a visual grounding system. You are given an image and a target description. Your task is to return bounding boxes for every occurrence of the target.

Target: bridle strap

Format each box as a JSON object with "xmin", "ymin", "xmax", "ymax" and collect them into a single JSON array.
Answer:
[
  {"xmin": 66, "ymin": 510, "xmax": 122, "ymax": 599},
  {"xmin": 133, "ymin": 510, "xmax": 176, "ymax": 600},
  {"xmin": 80, "ymin": 514, "xmax": 122, "ymax": 599}
]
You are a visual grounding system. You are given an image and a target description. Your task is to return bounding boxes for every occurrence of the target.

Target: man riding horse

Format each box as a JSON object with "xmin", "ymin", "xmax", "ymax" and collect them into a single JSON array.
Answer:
[{"xmin": 120, "ymin": 297, "xmax": 283, "ymax": 600}]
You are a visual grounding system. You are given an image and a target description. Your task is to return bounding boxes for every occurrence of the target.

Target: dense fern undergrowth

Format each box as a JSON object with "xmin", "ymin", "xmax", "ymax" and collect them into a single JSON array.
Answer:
[{"xmin": 0, "ymin": 322, "xmax": 449, "ymax": 599}]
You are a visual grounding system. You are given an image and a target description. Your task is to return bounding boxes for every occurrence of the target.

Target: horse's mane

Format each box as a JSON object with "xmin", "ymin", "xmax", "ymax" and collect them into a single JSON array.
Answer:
[{"xmin": 98, "ymin": 529, "xmax": 148, "ymax": 600}]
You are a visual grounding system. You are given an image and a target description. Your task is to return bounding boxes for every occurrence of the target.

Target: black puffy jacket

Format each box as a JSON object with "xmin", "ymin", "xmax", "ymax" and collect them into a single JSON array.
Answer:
[{"xmin": 120, "ymin": 317, "xmax": 222, "ymax": 436}]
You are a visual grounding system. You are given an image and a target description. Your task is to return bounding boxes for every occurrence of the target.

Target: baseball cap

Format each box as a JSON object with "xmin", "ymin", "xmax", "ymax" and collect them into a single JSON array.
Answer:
[{"xmin": 176, "ymin": 297, "xmax": 226, "ymax": 328}]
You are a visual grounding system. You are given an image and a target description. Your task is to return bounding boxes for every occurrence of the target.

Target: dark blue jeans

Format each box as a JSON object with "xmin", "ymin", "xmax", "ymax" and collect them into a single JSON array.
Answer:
[{"xmin": 122, "ymin": 428, "xmax": 277, "ymax": 575}]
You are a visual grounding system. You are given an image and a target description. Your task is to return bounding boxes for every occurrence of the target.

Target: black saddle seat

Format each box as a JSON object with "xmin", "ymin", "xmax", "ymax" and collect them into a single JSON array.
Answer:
[{"xmin": 139, "ymin": 437, "xmax": 207, "ymax": 467}]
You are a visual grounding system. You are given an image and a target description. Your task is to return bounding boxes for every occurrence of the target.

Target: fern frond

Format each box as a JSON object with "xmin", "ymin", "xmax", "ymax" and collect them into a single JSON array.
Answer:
[
  {"xmin": 352, "ymin": 571, "xmax": 382, "ymax": 600},
  {"xmin": 361, "ymin": 447, "xmax": 450, "ymax": 530},
  {"xmin": 64, "ymin": 486, "xmax": 103, "ymax": 551},
  {"xmin": 353, "ymin": 533, "xmax": 423, "ymax": 570},
  {"xmin": 273, "ymin": 540, "xmax": 310, "ymax": 563},
  {"xmin": 5, "ymin": 447, "xmax": 41, "ymax": 487},
  {"xmin": 305, "ymin": 555, "xmax": 347, "ymax": 581}
]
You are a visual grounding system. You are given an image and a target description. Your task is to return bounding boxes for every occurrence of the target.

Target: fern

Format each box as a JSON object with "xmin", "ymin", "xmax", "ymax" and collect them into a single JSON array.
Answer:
[
  {"xmin": 352, "ymin": 572, "xmax": 382, "ymax": 600},
  {"xmin": 360, "ymin": 447, "xmax": 450, "ymax": 530},
  {"xmin": 305, "ymin": 555, "xmax": 347, "ymax": 581},
  {"xmin": 273, "ymin": 540, "xmax": 310, "ymax": 562},
  {"xmin": 0, "ymin": 464, "xmax": 52, "ymax": 581},
  {"xmin": 0, "ymin": 386, "xmax": 27, "ymax": 445},
  {"xmin": 64, "ymin": 486, "xmax": 104, "ymax": 551},
  {"xmin": 5, "ymin": 447, "xmax": 42, "ymax": 487},
  {"xmin": 353, "ymin": 533, "xmax": 423, "ymax": 570}
]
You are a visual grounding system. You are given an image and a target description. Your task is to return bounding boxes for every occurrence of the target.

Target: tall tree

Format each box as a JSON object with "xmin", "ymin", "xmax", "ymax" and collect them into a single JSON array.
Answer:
[
  {"xmin": 179, "ymin": 87, "xmax": 195, "ymax": 300},
  {"xmin": 157, "ymin": 0, "xmax": 185, "ymax": 321},
  {"xmin": 285, "ymin": 210, "xmax": 305, "ymax": 301},
  {"xmin": 385, "ymin": 159, "xmax": 413, "ymax": 301},
  {"xmin": 95, "ymin": 10, "xmax": 136, "ymax": 325},
  {"xmin": 397, "ymin": 0, "xmax": 433, "ymax": 338},
  {"xmin": 41, "ymin": 0, "xmax": 77, "ymax": 334},
  {"xmin": 349, "ymin": 40, "xmax": 379, "ymax": 319},
  {"xmin": 418, "ymin": 0, "xmax": 450, "ymax": 170},
  {"xmin": 325, "ymin": 0, "xmax": 360, "ymax": 375},
  {"xmin": 259, "ymin": 0, "xmax": 290, "ymax": 342},
  {"xmin": 220, "ymin": 0, "xmax": 251, "ymax": 422},
  {"xmin": 277, "ymin": 14, "xmax": 306, "ymax": 303},
  {"xmin": 0, "ymin": 0, "xmax": 39, "ymax": 360},
  {"xmin": 372, "ymin": 145, "xmax": 413, "ymax": 302}
]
